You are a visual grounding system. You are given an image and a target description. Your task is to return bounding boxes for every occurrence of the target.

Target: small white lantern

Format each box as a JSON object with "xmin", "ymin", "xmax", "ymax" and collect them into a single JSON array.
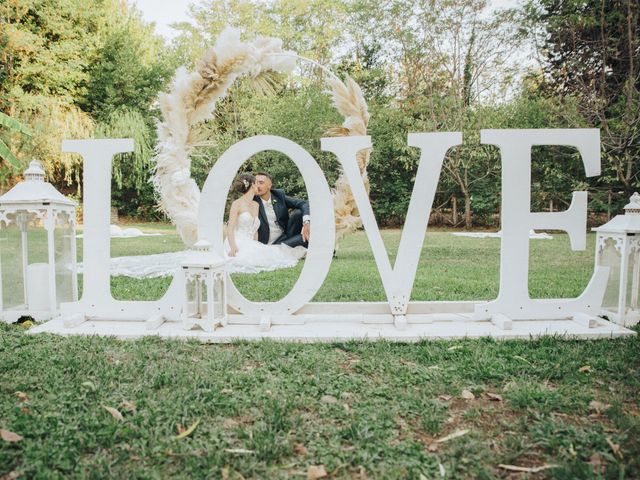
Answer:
[
  {"xmin": 0, "ymin": 160, "xmax": 78, "ymax": 322},
  {"xmin": 180, "ymin": 239, "xmax": 227, "ymax": 332},
  {"xmin": 593, "ymin": 192, "xmax": 640, "ymax": 326}
]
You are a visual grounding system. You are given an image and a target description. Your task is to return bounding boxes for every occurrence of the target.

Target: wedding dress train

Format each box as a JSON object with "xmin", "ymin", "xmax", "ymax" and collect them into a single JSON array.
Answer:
[{"xmin": 78, "ymin": 212, "xmax": 306, "ymax": 278}]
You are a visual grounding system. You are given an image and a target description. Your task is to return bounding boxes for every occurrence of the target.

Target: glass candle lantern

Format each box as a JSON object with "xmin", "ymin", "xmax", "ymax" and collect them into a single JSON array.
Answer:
[
  {"xmin": 593, "ymin": 192, "xmax": 640, "ymax": 326},
  {"xmin": 180, "ymin": 240, "xmax": 227, "ymax": 332},
  {"xmin": 0, "ymin": 160, "xmax": 78, "ymax": 322}
]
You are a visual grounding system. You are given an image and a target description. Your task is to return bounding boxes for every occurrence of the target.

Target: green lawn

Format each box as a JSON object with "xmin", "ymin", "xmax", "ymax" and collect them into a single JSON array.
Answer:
[
  {"xmin": 101, "ymin": 225, "xmax": 596, "ymax": 302},
  {"xmin": 1, "ymin": 224, "xmax": 639, "ymax": 479}
]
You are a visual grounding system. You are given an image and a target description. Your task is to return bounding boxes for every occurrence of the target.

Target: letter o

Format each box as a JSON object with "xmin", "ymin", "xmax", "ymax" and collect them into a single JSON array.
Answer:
[{"xmin": 198, "ymin": 135, "xmax": 335, "ymax": 316}]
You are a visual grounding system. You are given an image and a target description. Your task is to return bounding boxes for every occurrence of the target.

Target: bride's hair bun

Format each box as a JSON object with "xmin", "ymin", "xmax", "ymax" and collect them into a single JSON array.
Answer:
[{"xmin": 235, "ymin": 173, "xmax": 256, "ymax": 194}]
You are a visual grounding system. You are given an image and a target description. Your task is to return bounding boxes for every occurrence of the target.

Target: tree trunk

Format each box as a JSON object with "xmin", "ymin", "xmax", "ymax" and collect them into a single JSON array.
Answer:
[
  {"xmin": 464, "ymin": 193, "xmax": 472, "ymax": 229},
  {"xmin": 549, "ymin": 199, "xmax": 553, "ymax": 212},
  {"xmin": 463, "ymin": 168, "xmax": 472, "ymax": 228},
  {"xmin": 452, "ymin": 196, "xmax": 458, "ymax": 225}
]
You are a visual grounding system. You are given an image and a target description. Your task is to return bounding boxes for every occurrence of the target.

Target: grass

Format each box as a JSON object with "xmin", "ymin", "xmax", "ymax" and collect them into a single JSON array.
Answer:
[
  {"xmin": 1, "ymin": 223, "xmax": 639, "ymax": 479},
  {"xmin": 99, "ymin": 224, "xmax": 595, "ymax": 302}
]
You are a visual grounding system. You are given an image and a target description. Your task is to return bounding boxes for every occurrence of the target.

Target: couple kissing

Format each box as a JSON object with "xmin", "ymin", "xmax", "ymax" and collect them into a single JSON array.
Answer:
[{"xmin": 224, "ymin": 172, "xmax": 309, "ymax": 273}]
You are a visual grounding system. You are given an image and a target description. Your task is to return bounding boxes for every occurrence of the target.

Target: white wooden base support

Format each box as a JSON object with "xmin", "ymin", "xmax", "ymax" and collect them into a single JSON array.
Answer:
[
  {"xmin": 29, "ymin": 315, "xmax": 636, "ymax": 342},
  {"xmin": 572, "ymin": 313, "xmax": 600, "ymax": 329},
  {"xmin": 63, "ymin": 313, "xmax": 86, "ymax": 328},
  {"xmin": 259, "ymin": 316, "xmax": 271, "ymax": 332},
  {"xmin": 491, "ymin": 313, "xmax": 513, "ymax": 330},
  {"xmin": 145, "ymin": 315, "xmax": 166, "ymax": 331},
  {"xmin": 394, "ymin": 315, "xmax": 407, "ymax": 330}
]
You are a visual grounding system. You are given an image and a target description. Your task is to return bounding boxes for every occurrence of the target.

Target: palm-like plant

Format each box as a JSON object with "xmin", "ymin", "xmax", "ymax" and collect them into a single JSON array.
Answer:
[{"xmin": 0, "ymin": 111, "xmax": 31, "ymax": 169}]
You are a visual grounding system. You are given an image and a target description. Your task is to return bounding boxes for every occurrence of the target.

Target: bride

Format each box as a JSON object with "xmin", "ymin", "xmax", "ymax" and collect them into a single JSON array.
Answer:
[{"xmin": 224, "ymin": 173, "xmax": 306, "ymax": 273}]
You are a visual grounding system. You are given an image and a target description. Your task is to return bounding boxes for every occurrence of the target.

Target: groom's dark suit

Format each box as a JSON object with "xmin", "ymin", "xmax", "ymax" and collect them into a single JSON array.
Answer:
[{"xmin": 254, "ymin": 189, "xmax": 309, "ymax": 248}]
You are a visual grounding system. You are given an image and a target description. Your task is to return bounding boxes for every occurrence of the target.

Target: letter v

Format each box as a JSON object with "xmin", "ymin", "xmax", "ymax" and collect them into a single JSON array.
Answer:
[{"xmin": 322, "ymin": 133, "xmax": 462, "ymax": 318}]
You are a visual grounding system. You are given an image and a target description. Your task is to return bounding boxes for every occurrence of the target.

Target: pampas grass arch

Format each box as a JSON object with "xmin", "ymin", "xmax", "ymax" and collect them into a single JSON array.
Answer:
[{"xmin": 152, "ymin": 28, "xmax": 371, "ymax": 248}]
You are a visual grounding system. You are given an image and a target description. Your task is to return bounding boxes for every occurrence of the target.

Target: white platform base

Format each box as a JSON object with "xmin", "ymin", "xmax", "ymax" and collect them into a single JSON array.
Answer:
[{"xmin": 28, "ymin": 316, "xmax": 636, "ymax": 342}]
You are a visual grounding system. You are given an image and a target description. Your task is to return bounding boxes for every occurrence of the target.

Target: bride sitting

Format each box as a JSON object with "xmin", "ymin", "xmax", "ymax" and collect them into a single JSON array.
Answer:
[{"xmin": 224, "ymin": 173, "xmax": 306, "ymax": 273}]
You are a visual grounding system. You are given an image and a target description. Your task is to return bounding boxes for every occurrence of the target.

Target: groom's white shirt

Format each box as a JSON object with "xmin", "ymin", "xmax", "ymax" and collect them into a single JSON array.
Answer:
[{"xmin": 261, "ymin": 196, "xmax": 283, "ymax": 245}]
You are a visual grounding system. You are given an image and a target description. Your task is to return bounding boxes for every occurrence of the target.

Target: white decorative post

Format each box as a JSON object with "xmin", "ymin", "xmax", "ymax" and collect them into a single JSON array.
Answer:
[
  {"xmin": 180, "ymin": 240, "xmax": 227, "ymax": 332},
  {"xmin": 593, "ymin": 192, "xmax": 640, "ymax": 326},
  {"xmin": 0, "ymin": 160, "xmax": 78, "ymax": 322}
]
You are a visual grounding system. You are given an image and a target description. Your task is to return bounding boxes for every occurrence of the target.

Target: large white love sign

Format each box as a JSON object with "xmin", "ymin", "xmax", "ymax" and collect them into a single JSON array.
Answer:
[{"xmin": 50, "ymin": 128, "xmax": 622, "ymax": 340}]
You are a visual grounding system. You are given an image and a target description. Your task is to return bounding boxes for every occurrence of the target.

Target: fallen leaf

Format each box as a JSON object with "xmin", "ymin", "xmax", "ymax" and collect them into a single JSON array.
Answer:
[
  {"xmin": 427, "ymin": 365, "xmax": 441, "ymax": 370},
  {"xmin": 174, "ymin": 419, "xmax": 199, "ymax": 440},
  {"xmin": 606, "ymin": 437, "xmax": 623, "ymax": 459},
  {"xmin": 320, "ymin": 395, "xmax": 338, "ymax": 404},
  {"xmin": 222, "ymin": 466, "xmax": 229, "ymax": 480},
  {"xmin": 436, "ymin": 429, "xmax": 469, "ymax": 443},
  {"xmin": 438, "ymin": 395, "xmax": 452, "ymax": 401},
  {"xmin": 82, "ymin": 381, "xmax": 97, "ymax": 392},
  {"xmin": 224, "ymin": 448, "xmax": 254, "ymax": 454},
  {"xmin": 461, "ymin": 389, "xmax": 475, "ymax": 400},
  {"xmin": 579, "ymin": 365, "xmax": 592, "ymax": 373},
  {"xmin": 486, "ymin": 392, "xmax": 503, "ymax": 401},
  {"xmin": 120, "ymin": 400, "xmax": 137, "ymax": 412},
  {"xmin": 427, "ymin": 443, "xmax": 439, "ymax": 452},
  {"xmin": 438, "ymin": 463, "xmax": 446, "ymax": 477},
  {"xmin": 447, "ymin": 346, "xmax": 462, "ymax": 351},
  {"xmin": 221, "ymin": 388, "xmax": 233, "ymax": 394},
  {"xmin": 1, "ymin": 470, "xmax": 21, "ymax": 479},
  {"xmin": 15, "ymin": 392, "xmax": 28, "ymax": 402},
  {"xmin": 498, "ymin": 464, "xmax": 558, "ymax": 473},
  {"xmin": 589, "ymin": 453, "xmax": 606, "ymax": 474},
  {"xmin": 293, "ymin": 442, "xmax": 308, "ymax": 455},
  {"xmin": 589, "ymin": 400, "xmax": 611, "ymax": 413},
  {"xmin": 0, "ymin": 429, "xmax": 23, "ymax": 442},
  {"xmin": 513, "ymin": 355, "xmax": 533, "ymax": 366},
  {"xmin": 102, "ymin": 406, "xmax": 123, "ymax": 421},
  {"xmin": 223, "ymin": 419, "xmax": 239, "ymax": 429},
  {"xmin": 307, "ymin": 465, "xmax": 327, "ymax": 479}
]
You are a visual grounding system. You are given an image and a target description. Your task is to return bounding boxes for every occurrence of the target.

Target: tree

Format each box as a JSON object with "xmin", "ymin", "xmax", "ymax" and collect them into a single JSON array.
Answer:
[
  {"xmin": 0, "ymin": 111, "xmax": 30, "ymax": 168},
  {"xmin": 81, "ymin": 20, "xmax": 172, "ymax": 123},
  {"xmin": 528, "ymin": 0, "xmax": 640, "ymax": 196},
  {"xmin": 0, "ymin": 0, "xmax": 171, "ymax": 207}
]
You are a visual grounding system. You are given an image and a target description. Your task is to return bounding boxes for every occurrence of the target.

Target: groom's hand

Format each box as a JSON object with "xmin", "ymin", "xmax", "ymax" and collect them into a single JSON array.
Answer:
[{"xmin": 302, "ymin": 222, "xmax": 310, "ymax": 243}]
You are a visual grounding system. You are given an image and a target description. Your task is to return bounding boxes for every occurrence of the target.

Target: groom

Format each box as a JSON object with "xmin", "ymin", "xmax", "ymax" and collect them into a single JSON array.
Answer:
[{"xmin": 253, "ymin": 172, "xmax": 310, "ymax": 248}]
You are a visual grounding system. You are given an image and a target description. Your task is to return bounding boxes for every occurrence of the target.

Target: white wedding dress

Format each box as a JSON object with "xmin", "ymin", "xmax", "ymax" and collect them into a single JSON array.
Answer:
[{"xmin": 224, "ymin": 211, "xmax": 307, "ymax": 274}]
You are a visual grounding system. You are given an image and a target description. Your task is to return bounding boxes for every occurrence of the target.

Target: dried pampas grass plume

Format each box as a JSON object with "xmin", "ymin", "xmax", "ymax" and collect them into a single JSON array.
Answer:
[{"xmin": 325, "ymin": 75, "xmax": 371, "ymax": 247}]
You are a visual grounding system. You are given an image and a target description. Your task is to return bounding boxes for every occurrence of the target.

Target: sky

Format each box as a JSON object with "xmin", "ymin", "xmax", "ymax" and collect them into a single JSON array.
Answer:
[
  {"xmin": 132, "ymin": 0, "xmax": 522, "ymax": 41},
  {"xmin": 131, "ymin": 0, "xmax": 194, "ymax": 40}
]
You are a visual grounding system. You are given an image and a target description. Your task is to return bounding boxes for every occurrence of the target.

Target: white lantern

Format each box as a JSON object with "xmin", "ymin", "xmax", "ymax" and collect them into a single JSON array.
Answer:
[
  {"xmin": 593, "ymin": 192, "xmax": 640, "ymax": 326},
  {"xmin": 180, "ymin": 240, "xmax": 227, "ymax": 332},
  {"xmin": 0, "ymin": 160, "xmax": 78, "ymax": 322}
]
